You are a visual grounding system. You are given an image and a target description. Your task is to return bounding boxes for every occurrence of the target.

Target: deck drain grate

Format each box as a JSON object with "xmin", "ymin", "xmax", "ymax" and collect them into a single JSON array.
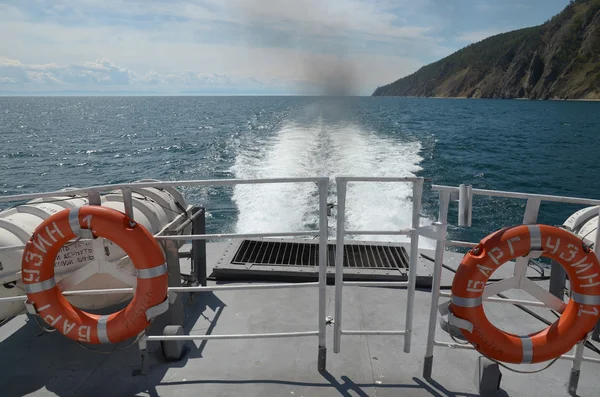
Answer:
[{"xmin": 230, "ymin": 240, "xmax": 409, "ymax": 270}]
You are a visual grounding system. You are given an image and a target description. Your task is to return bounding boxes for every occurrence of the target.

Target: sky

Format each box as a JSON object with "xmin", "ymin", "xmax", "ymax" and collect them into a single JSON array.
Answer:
[{"xmin": 0, "ymin": 0, "xmax": 571, "ymax": 95}]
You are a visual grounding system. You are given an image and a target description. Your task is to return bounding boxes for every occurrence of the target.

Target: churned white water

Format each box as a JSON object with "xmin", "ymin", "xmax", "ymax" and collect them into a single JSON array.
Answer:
[{"xmin": 231, "ymin": 118, "xmax": 434, "ymax": 247}]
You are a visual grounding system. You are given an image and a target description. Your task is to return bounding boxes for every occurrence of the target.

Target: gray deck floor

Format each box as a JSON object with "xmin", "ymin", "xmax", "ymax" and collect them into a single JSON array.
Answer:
[{"xmin": 1, "ymin": 242, "xmax": 599, "ymax": 397}]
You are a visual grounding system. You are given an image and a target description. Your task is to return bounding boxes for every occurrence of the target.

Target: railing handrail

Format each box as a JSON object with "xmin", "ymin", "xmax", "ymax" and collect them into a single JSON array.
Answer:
[
  {"xmin": 0, "ymin": 177, "xmax": 330, "ymax": 203},
  {"xmin": 432, "ymin": 184, "xmax": 600, "ymax": 206},
  {"xmin": 0, "ymin": 176, "xmax": 332, "ymax": 373},
  {"xmin": 337, "ymin": 176, "xmax": 423, "ymax": 183},
  {"xmin": 0, "ymin": 176, "xmax": 329, "ymax": 253},
  {"xmin": 332, "ymin": 177, "xmax": 424, "ymax": 355},
  {"xmin": 424, "ymin": 183, "xmax": 600, "ymax": 395}
]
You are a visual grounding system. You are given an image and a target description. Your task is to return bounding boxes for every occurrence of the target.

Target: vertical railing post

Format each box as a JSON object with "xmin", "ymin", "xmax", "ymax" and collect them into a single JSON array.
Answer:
[
  {"xmin": 594, "ymin": 206, "xmax": 600, "ymax": 262},
  {"xmin": 513, "ymin": 198, "xmax": 541, "ymax": 284},
  {"xmin": 457, "ymin": 184, "xmax": 472, "ymax": 227},
  {"xmin": 549, "ymin": 260, "xmax": 566, "ymax": 299},
  {"xmin": 404, "ymin": 178, "xmax": 423, "ymax": 353},
  {"xmin": 569, "ymin": 206, "xmax": 600, "ymax": 391},
  {"xmin": 191, "ymin": 207, "xmax": 207, "ymax": 286},
  {"xmin": 423, "ymin": 190, "xmax": 451, "ymax": 378},
  {"xmin": 122, "ymin": 187, "xmax": 134, "ymax": 220},
  {"xmin": 568, "ymin": 340, "xmax": 586, "ymax": 395},
  {"xmin": 333, "ymin": 177, "xmax": 347, "ymax": 354},
  {"xmin": 593, "ymin": 207, "xmax": 600, "ymax": 342},
  {"xmin": 317, "ymin": 178, "xmax": 329, "ymax": 372},
  {"xmin": 162, "ymin": 230, "xmax": 185, "ymax": 327}
]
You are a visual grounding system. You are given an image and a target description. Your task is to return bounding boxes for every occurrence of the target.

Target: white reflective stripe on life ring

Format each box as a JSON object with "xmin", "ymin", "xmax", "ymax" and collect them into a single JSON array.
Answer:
[
  {"xmin": 520, "ymin": 336, "xmax": 534, "ymax": 364},
  {"xmin": 135, "ymin": 263, "xmax": 168, "ymax": 279},
  {"xmin": 24, "ymin": 277, "xmax": 56, "ymax": 294},
  {"xmin": 97, "ymin": 315, "xmax": 111, "ymax": 344},
  {"xmin": 527, "ymin": 225, "xmax": 542, "ymax": 251},
  {"xmin": 451, "ymin": 295, "xmax": 482, "ymax": 308},
  {"xmin": 571, "ymin": 291, "xmax": 600, "ymax": 305}
]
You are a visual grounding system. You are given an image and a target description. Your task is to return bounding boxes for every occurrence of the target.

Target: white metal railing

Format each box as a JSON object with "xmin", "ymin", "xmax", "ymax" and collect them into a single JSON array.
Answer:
[
  {"xmin": 423, "ymin": 184, "xmax": 600, "ymax": 395},
  {"xmin": 0, "ymin": 177, "xmax": 331, "ymax": 371},
  {"xmin": 333, "ymin": 176, "xmax": 424, "ymax": 354}
]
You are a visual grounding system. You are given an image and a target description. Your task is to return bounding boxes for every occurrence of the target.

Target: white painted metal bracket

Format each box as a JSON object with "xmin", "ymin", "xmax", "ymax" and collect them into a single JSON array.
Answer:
[
  {"xmin": 438, "ymin": 301, "xmax": 473, "ymax": 333},
  {"xmin": 24, "ymin": 300, "xmax": 37, "ymax": 315},
  {"xmin": 417, "ymin": 222, "xmax": 448, "ymax": 241}
]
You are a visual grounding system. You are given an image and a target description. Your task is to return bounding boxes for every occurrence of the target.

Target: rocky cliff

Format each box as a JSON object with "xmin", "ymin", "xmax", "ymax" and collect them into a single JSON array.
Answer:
[{"xmin": 372, "ymin": 0, "xmax": 600, "ymax": 100}]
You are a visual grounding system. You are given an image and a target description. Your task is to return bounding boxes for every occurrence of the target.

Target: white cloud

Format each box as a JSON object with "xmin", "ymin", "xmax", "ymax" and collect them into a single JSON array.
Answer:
[
  {"xmin": 0, "ymin": 0, "xmax": 437, "ymax": 94},
  {"xmin": 222, "ymin": 0, "xmax": 434, "ymax": 42},
  {"xmin": 0, "ymin": 54, "xmax": 422, "ymax": 95},
  {"xmin": 0, "ymin": 58, "xmax": 136, "ymax": 86},
  {"xmin": 0, "ymin": 57, "xmax": 274, "ymax": 92},
  {"xmin": 0, "ymin": 77, "xmax": 17, "ymax": 84}
]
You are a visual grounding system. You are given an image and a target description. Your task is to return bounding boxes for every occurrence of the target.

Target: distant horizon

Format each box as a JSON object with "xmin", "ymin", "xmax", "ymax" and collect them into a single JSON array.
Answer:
[
  {"xmin": 2, "ymin": 94, "xmax": 600, "ymax": 103},
  {"xmin": 0, "ymin": 92, "xmax": 369, "ymax": 97}
]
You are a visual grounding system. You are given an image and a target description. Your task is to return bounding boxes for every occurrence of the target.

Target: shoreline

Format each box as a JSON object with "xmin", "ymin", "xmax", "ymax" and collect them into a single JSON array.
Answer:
[{"xmin": 371, "ymin": 95, "xmax": 600, "ymax": 102}]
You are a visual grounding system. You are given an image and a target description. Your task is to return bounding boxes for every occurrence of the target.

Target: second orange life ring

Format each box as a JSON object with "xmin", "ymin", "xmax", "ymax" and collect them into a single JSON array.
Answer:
[
  {"xmin": 21, "ymin": 206, "xmax": 169, "ymax": 344},
  {"xmin": 450, "ymin": 224, "xmax": 600, "ymax": 364}
]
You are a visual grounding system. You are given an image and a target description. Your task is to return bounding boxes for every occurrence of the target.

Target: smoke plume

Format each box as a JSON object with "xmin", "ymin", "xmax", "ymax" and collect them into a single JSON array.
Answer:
[{"xmin": 230, "ymin": 0, "xmax": 359, "ymax": 96}]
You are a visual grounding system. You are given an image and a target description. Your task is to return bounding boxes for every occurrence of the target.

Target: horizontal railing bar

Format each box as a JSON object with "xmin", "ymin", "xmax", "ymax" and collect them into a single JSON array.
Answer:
[
  {"xmin": 342, "ymin": 330, "xmax": 406, "ymax": 335},
  {"xmin": 0, "ymin": 244, "xmax": 26, "ymax": 252},
  {"xmin": 0, "ymin": 282, "xmax": 320, "ymax": 303},
  {"xmin": 169, "ymin": 282, "xmax": 319, "ymax": 293},
  {"xmin": 558, "ymin": 355, "xmax": 575, "ymax": 362},
  {"xmin": 434, "ymin": 340, "xmax": 475, "ymax": 350},
  {"xmin": 339, "ymin": 177, "xmax": 423, "ymax": 183},
  {"xmin": 343, "ymin": 281, "xmax": 409, "ymax": 287},
  {"xmin": 559, "ymin": 355, "xmax": 600, "ymax": 364},
  {"xmin": 434, "ymin": 343, "xmax": 600, "ymax": 364},
  {"xmin": 344, "ymin": 229, "xmax": 411, "ymax": 236},
  {"xmin": 147, "ymin": 331, "xmax": 319, "ymax": 341},
  {"xmin": 446, "ymin": 240, "xmax": 478, "ymax": 248},
  {"xmin": 154, "ymin": 231, "xmax": 319, "ymax": 240},
  {"xmin": 0, "ymin": 177, "xmax": 330, "ymax": 203},
  {"xmin": 0, "ymin": 289, "xmax": 130, "ymax": 303},
  {"xmin": 0, "ymin": 232, "xmax": 317, "ymax": 249},
  {"xmin": 582, "ymin": 356, "xmax": 600, "ymax": 364},
  {"xmin": 482, "ymin": 297, "xmax": 549, "ymax": 307},
  {"xmin": 439, "ymin": 292, "xmax": 550, "ymax": 308},
  {"xmin": 432, "ymin": 185, "xmax": 600, "ymax": 206}
]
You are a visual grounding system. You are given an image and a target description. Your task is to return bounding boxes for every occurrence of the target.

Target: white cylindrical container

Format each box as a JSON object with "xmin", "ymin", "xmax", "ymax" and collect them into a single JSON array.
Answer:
[
  {"xmin": 563, "ymin": 206, "xmax": 598, "ymax": 247},
  {"xmin": 0, "ymin": 182, "xmax": 191, "ymax": 320}
]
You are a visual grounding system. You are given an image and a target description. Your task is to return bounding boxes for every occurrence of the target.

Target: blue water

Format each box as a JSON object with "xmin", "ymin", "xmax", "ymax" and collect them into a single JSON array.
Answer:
[{"xmin": 1, "ymin": 96, "xmax": 599, "ymax": 246}]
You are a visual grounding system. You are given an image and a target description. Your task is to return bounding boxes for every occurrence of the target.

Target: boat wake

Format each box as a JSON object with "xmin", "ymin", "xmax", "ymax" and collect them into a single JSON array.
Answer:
[{"xmin": 231, "ymin": 118, "xmax": 433, "ymax": 246}]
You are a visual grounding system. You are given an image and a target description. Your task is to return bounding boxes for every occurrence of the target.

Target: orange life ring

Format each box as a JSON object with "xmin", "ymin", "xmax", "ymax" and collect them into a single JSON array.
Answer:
[
  {"xmin": 450, "ymin": 224, "xmax": 600, "ymax": 364},
  {"xmin": 21, "ymin": 206, "xmax": 168, "ymax": 344}
]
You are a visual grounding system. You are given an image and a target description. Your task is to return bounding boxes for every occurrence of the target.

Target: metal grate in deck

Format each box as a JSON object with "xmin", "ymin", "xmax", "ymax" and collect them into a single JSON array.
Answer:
[{"xmin": 230, "ymin": 240, "xmax": 409, "ymax": 270}]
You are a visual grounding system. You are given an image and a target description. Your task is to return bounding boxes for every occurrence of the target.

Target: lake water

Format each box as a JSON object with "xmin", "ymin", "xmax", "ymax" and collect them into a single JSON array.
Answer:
[{"xmin": 1, "ymin": 96, "xmax": 598, "ymax": 245}]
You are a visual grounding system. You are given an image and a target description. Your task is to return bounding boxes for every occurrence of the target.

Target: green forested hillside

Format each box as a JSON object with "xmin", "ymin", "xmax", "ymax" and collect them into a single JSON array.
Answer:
[{"xmin": 373, "ymin": 0, "xmax": 600, "ymax": 100}]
